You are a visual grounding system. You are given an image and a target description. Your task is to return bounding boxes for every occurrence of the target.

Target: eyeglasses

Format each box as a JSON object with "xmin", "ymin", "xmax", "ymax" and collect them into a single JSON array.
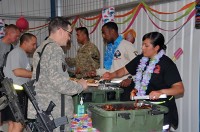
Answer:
[{"xmin": 62, "ymin": 28, "xmax": 72, "ymax": 36}]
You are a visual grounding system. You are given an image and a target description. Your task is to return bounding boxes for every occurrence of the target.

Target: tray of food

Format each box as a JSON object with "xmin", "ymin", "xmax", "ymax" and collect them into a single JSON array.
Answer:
[
  {"xmin": 88, "ymin": 101, "xmax": 169, "ymax": 132},
  {"xmin": 70, "ymin": 78, "xmax": 99, "ymax": 87},
  {"xmin": 100, "ymin": 101, "xmax": 152, "ymax": 111},
  {"xmin": 87, "ymin": 79, "xmax": 99, "ymax": 87}
]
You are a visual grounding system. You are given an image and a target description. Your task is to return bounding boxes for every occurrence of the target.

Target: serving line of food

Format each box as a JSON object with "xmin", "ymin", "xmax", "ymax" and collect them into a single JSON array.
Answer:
[
  {"xmin": 69, "ymin": 76, "xmax": 168, "ymax": 132},
  {"xmin": 70, "ymin": 77, "xmax": 167, "ymax": 100}
]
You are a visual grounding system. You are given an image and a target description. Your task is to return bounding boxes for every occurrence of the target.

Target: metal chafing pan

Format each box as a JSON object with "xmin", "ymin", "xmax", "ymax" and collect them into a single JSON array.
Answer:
[{"xmin": 99, "ymin": 80, "xmax": 121, "ymax": 87}]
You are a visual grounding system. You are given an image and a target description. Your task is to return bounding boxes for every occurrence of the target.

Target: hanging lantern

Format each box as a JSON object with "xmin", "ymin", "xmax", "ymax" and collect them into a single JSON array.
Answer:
[{"xmin": 16, "ymin": 16, "xmax": 29, "ymax": 32}]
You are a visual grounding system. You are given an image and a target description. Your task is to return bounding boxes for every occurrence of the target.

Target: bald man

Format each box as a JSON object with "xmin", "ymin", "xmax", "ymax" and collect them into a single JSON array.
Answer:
[
  {"xmin": 0, "ymin": 24, "xmax": 20, "ymax": 66},
  {"xmin": 0, "ymin": 24, "xmax": 20, "ymax": 132}
]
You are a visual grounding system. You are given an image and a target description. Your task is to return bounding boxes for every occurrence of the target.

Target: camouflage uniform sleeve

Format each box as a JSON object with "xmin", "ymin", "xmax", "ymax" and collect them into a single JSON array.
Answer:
[
  {"xmin": 31, "ymin": 51, "xmax": 38, "ymax": 80},
  {"xmin": 65, "ymin": 57, "xmax": 76, "ymax": 67},
  {"xmin": 42, "ymin": 44, "xmax": 83, "ymax": 95},
  {"xmin": 90, "ymin": 44, "xmax": 100, "ymax": 69},
  {"xmin": 75, "ymin": 43, "xmax": 100, "ymax": 76}
]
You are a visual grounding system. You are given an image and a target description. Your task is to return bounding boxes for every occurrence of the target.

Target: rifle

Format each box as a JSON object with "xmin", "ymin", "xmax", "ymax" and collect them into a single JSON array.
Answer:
[
  {"xmin": 22, "ymin": 80, "xmax": 68, "ymax": 132},
  {"xmin": 0, "ymin": 73, "xmax": 68, "ymax": 132},
  {"xmin": 0, "ymin": 76, "xmax": 32, "ymax": 132}
]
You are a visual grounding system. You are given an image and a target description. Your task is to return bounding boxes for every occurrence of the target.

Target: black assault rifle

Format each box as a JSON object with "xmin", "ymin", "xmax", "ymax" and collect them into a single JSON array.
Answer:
[
  {"xmin": 0, "ymin": 73, "xmax": 68, "ymax": 132},
  {"xmin": 0, "ymin": 75, "xmax": 32, "ymax": 131},
  {"xmin": 22, "ymin": 80, "xmax": 68, "ymax": 132}
]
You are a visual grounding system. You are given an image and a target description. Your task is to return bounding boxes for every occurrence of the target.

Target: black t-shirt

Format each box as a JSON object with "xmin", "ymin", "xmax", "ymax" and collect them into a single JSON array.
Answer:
[
  {"xmin": 125, "ymin": 54, "xmax": 182, "ymax": 94},
  {"xmin": 125, "ymin": 54, "xmax": 182, "ymax": 129}
]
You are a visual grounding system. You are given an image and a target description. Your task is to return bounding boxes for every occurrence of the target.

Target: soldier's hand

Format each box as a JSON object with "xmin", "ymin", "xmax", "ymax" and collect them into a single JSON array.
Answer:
[
  {"xmin": 120, "ymin": 79, "xmax": 132, "ymax": 87},
  {"xmin": 78, "ymin": 79, "xmax": 88, "ymax": 90},
  {"xmin": 85, "ymin": 70, "xmax": 96, "ymax": 77}
]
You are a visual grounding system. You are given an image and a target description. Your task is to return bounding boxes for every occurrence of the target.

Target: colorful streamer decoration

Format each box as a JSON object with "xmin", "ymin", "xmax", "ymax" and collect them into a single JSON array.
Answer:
[
  {"xmin": 120, "ymin": 2, "xmax": 196, "ymax": 33},
  {"xmin": 142, "ymin": 1, "xmax": 195, "ymax": 22},
  {"xmin": 24, "ymin": 1, "xmax": 197, "ymax": 34},
  {"xmin": 89, "ymin": 14, "xmax": 102, "ymax": 34},
  {"xmin": 141, "ymin": 5, "xmax": 196, "ymax": 32}
]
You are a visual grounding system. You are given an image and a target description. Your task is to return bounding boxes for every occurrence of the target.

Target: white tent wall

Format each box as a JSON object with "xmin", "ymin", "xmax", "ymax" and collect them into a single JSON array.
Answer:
[
  {"xmin": 0, "ymin": 0, "xmax": 50, "ymax": 17},
  {"xmin": 0, "ymin": 0, "xmax": 50, "ymax": 45},
  {"xmin": 64, "ymin": 0, "xmax": 199, "ymax": 132},
  {"xmin": 62, "ymin": 0, "xmax": 104, "ymax": 16}
]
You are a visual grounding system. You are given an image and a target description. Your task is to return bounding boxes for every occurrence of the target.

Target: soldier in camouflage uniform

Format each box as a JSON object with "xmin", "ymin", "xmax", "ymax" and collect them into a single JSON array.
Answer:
[
  {"xmin": 66, "ymin": 27, "xmax": 100, "ymax": 78},
  {"xmin": 28, "ymin": 17, "xmax": 88, "ymax": 132}
]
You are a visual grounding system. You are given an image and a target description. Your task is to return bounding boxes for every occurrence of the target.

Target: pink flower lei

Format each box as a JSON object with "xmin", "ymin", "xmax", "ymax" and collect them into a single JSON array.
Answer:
[{"xmin": 134, "ymin": 50, "xmax": 165, "ymax": 96}]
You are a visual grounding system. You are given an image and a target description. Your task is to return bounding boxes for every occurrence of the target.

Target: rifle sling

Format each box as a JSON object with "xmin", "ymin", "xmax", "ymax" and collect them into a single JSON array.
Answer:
[
  {"xmin": 36, "ymin": 43, "xmax": 51, "ymax": 82},
  {"xmin": 35, "ymin": 42, "xmax": 66, "ymax": 131}
]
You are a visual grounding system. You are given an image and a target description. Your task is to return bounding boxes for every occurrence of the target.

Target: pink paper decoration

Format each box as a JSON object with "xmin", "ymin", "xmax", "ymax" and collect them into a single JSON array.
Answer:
[{"xmin": 172, "ymin": 48, "xmax": 183, "ymax": 61}]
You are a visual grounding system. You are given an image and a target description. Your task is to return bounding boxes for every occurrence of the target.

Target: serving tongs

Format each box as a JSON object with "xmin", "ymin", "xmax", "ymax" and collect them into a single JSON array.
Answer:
[
  {"xmin": 99, "ymin": 79, "xmax": 121, "ymax": 87},
  {"xmin": 131, "ymin": 94, "xmax": 167, "ymax": 100}
]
